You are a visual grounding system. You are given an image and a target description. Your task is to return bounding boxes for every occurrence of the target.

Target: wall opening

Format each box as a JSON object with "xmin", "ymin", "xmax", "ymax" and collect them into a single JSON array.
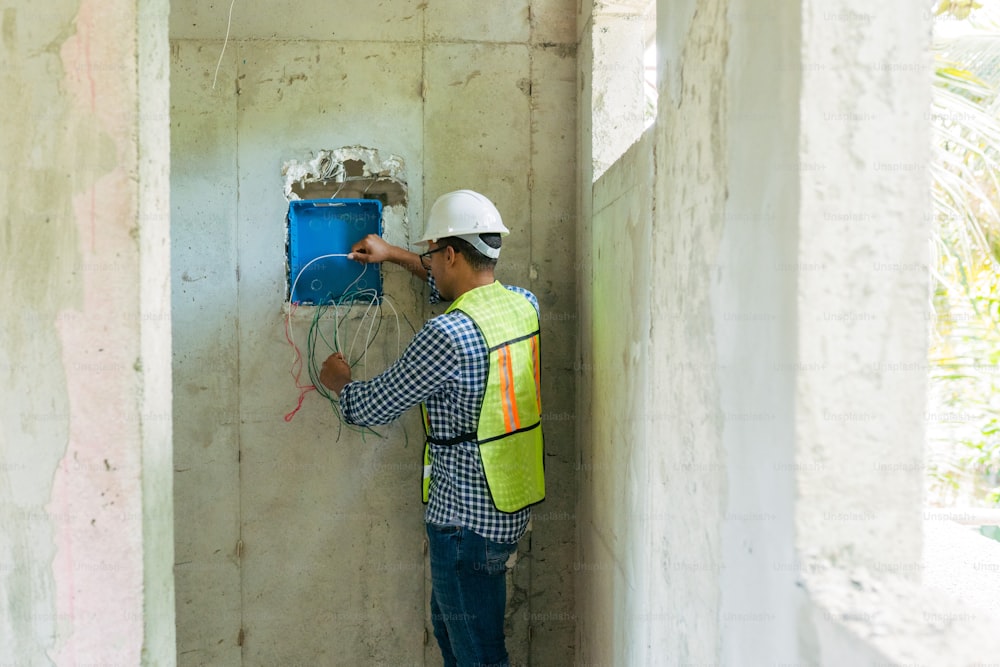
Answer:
[
  {"xmin": 590, "ymin": 0, "xmax": 657, "ymax": 180},
  {"xmin": 644, "ymin": 35, "xmax": 658, "ymax": 129},
  {"xmin": 923, "ymin": 5, "xmax": 1000, "ymax": 614}
]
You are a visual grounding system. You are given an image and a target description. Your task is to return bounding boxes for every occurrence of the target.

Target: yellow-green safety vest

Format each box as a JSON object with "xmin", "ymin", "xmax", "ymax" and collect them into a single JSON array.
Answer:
[{"xmin": 421, "ymin": 281, "xmax": 545, "ymax": 513}]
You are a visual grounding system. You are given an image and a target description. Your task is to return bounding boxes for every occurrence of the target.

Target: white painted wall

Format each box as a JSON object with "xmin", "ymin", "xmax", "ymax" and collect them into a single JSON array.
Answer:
[
  {"xmin": 0, "ymin": 0, "xmax": 174, "ymax": 664},
  {"xmin": 169, "ymin": 2, "xmax": 578, "ymax": 664}
]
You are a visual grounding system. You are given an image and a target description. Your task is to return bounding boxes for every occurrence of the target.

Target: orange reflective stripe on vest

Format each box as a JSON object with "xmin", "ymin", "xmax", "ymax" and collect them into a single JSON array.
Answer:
[
  {"xmin": 530, "ymin": 336, "xmax": 541, "ymax": 414},
  {"xmin": 496, "ymin": 345, "xmax": 520, "ymax": 432}
]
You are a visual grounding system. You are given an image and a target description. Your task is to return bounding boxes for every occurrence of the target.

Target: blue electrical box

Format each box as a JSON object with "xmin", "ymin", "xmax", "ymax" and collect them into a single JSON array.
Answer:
[{"xmin": 287, "ymin": 198, "xmax": 383, "ymax": 305}]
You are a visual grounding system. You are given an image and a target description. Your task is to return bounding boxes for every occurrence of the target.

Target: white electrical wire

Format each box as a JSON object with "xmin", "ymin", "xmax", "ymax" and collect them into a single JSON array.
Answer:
[
  {"xmin": 379, "ymin": 294, "xmax": 403, "ymax": 357},
  {"xmin": 286, "ymin": 253, "xmax": 353, "ymax": 358},
  {"xmin": 288, "ymin": 253, "xmax": 354, "ymax": 306},
  {"xmin": 349, "ymin": 293, "xmax": 381, "ymax": 378},
  {"xmin": 212, "ymin": 0, "xmax": 237, "ymax": 90}
]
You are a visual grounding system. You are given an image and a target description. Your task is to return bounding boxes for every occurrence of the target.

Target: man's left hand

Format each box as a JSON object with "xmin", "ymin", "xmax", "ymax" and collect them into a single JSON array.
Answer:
[{"xmin": 320, "ymin": 352, "xmax": 352, "ymax": 395}]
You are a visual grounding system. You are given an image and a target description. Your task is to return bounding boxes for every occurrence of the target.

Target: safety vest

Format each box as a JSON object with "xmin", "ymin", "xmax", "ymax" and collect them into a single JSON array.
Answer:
[{"xmin": 421, "ymin": 281, "xmax": 545, "ymax": 513}]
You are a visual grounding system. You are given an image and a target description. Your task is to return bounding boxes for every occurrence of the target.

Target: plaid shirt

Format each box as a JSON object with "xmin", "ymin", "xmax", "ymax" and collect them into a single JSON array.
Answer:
[{"xmin": 339, "ymin": 277, "xmax": 538, "ymax": 543}]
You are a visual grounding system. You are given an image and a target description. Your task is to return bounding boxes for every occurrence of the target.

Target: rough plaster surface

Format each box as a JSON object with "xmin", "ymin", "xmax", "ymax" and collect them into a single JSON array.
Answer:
[
  {"xmin": 802, "ymin": 556, "xmax": 1000, "ymax": 666},
  {"xmin": 646, "ymin": 0, "xmax": 731, "ymax": 663},
  {"xmin": 169, "ymin": 0, "xmax": 425, "ymax": 42},
  {"xmin": 282, "ymin": 145, "xmax": 411, "ymax": 254},
  {"xmin": 169, "ymin": 0, "xmax": 575, "ymax": 44},
  {"xmin": 923, "ymin": 520, "xmax": 1000, "ymax": 621},
  {"xmin": 170, "ymin": 2, "xmax": 578, "ymax": 664},
  {"xmin": 1, "ymin": 3, "xmax": 83, "ymax": 659},
  {"xmin": 1, "ymin": 0, "xmax": 173, "ymax": 664},
  {"xmin": 796, "ymin": 0, "xmax": 930, "ymax": 573},
  {"xmin": 426, "ymin": 1, "xmax": 531, "ymax": 43}
]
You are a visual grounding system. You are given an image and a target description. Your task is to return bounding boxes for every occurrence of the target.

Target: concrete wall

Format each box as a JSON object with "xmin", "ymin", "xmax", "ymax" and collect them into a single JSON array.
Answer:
[
  {"xmin": 578, "ymin": 131, "xmax": 655, "ymax": 667},
  {"xmin": 794, "ymin": 0, "xmax": 928, "ymax": 572},
  {"xmin": 169, "ymin": 2, "xmax": 577, "ymax": 664},
  {"xmin": 0, "ymin": 0, "xmax": 174, "ymax": 665},
  {"xmin": 715, "ymin": 0, "xmax": 799, "ymax": 662},
  {"xmin": 13, "ymin": 0, "xmax": 994, "ymax": 664},
  {"xmin": 578, "ymin": 0, "xmax": 1000, "ymax": 665}
]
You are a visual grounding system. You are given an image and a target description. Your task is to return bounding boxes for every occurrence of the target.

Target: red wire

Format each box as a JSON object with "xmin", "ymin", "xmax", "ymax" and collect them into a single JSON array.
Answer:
[{"xmin": 284, "ymin": 302, "xmax": 316, "ymax": 422}]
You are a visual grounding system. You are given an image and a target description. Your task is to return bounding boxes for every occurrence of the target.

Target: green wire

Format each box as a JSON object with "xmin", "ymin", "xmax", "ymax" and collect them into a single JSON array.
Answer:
[{"xmin": 301, "ymin": 289, "xmax": 388, "ymax": 440}]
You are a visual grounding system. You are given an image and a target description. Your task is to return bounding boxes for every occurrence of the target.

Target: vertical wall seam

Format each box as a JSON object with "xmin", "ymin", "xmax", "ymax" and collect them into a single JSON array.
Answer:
[
  {"xmin": 234, "ymin": 36, "xmax": 245, "ymax": 667},
  {"xmin": 420, "ymin": 8, "xmax": 428, "ymax": 666},
  {"xmin": 575, "ymin": 10, "xmax": 591, "ymax": 664},
  {"xmin": 526, "ymin": 6, "xmax": 535, "ymax": 664},
  {"xmin": 644, "ymin": 128, "xmax": 657, "ymax": 660}
]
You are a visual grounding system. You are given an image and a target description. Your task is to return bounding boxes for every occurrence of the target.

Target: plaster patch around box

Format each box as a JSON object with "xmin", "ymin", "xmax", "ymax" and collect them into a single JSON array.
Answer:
[{"xmin": 282, "ymin": 146, "xmax": 410, "ymax": 249}]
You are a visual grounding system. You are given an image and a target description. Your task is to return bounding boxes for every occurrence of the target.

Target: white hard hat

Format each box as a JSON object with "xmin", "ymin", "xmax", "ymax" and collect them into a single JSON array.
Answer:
[{"xmin": 419, "ymin": 190, "xmax": 510, "ymax": 259}]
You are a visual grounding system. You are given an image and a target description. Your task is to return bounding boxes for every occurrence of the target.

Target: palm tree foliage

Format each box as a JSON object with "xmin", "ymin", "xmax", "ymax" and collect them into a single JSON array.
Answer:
[{"xmin": 927, "ymin": 3, "xmax": 1000, "ymax": 506}]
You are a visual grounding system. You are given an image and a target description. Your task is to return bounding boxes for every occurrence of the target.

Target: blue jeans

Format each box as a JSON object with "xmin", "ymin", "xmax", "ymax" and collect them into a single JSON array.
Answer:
[{"xmin": 426, "ymin": 523, "xmax": 518, "ymax": 667}]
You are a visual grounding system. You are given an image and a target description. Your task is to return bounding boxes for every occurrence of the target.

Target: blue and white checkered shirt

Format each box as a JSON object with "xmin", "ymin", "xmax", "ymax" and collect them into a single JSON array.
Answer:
[{"xmin": 339, "ymin": 277, "xmax": 537, "ymax": 543}]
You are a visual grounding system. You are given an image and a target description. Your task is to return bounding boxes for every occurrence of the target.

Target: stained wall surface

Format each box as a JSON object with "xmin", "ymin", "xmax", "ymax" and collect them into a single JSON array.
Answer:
[
  {"xmin": 0, "ymin": 0, "xmax": 174, "ymax": 664},
  {"xmin": 169, "ymin": 2, "xmax": 578, "ymax": 665}
]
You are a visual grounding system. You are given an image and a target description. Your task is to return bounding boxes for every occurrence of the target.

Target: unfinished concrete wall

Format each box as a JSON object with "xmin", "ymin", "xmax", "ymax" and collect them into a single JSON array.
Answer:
[
  {"xmin": 715, "ymin": 0, "xmax": 800, "ymax": 662},
  {"xmin": 0, "ymin": 0, "xmax": 174, "ymax": 664},
  {"xmin": 644, "ymin": 0, "xmax": 732, "ymax": 662},
  {"xmin": 578, "ymin": 0, "xmax": 1000, "ymax": 664},
  {"xmin": 794, "ymin": 0, "xmax": 927, "ymax": 571},
  {"xmin": 578, "ymin": 0, "xmax": 733, "ymax": 661},
  {"xmin": 578, "ymin": 132, "xmax": 655, "ymax": 667},
  {"xmin": 790, "ymin": 0, "xmax": 1000, "ymax": 663},
  {"xmin": 169, "ymin": 2, "xmax": 577, "ymax": 665}
]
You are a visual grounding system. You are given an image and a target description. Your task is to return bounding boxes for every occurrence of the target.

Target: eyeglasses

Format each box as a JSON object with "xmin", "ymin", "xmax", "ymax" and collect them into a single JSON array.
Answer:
[{"xmin": 419, "ymin": 246, "xmax": 447, "ymax": 271}]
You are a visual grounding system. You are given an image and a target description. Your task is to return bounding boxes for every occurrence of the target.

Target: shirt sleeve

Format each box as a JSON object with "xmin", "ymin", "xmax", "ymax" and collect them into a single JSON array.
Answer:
[
  {"xmin": 427, "ymin": 273, "xmax": 443, "ymax": 305},
  {"xmin": 506, "ymin": 285, "xmax": 541, "ymax": 319},
  {"xmin": 339, "ymin": 320, "xmax": 458, "ymax": 426}
]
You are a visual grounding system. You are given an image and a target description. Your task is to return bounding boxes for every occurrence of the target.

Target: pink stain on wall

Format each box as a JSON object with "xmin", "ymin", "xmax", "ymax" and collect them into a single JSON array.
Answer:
[
  {"xmin": 62, "ymin": 0, "xmax": 132, "ymax": 251},
  {"xmin": 50, "ymin": 0, "xmax": 145, "ymax": 663}
]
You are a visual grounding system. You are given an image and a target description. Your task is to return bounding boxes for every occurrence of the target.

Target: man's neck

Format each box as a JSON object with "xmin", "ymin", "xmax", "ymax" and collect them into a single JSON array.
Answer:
[{"xmin": 451, "ymin": 272, "xmax": 496, "ymax": 301}]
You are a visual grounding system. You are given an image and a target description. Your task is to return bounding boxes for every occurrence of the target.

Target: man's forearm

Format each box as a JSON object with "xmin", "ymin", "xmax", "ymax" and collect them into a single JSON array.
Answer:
[{"xmin": 387, "ymin": 245, "xmax": 428, "ymax": 282}]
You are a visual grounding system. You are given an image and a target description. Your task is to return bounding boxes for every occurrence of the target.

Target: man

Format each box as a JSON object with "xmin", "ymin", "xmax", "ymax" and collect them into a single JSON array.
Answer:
[{"xmin": 319, "ymin": 189, "xmax": 545, "ymax": 667}]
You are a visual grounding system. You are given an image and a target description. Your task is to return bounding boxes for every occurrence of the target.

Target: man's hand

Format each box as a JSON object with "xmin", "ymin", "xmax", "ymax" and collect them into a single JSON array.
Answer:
[
  {"xmin": 320, "ymin": 352, "xmax": 352, "ymax": 395},
  {"xmin": 349, "ymin": 234, "xmax": 429, "ymax": 283},
  {"xmin": 349, "ymin": 234, "xmax": 394, "ymax": 264}
]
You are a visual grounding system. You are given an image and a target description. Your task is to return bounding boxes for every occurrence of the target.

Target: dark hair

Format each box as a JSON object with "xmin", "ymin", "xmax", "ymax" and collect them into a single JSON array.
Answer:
[{"xmin": 440, "ymin": 233, "xmax": 501, "ymax": 272}]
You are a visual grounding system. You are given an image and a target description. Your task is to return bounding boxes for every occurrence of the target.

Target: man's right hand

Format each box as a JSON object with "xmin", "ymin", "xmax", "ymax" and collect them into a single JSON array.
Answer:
[
  {"xmin": 349, "ymin": 234, "xmax": 394, "ymax": 264},
  {"xmin": 349, "ymin": 234, "xmax": 429, "ymax": 282}
]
